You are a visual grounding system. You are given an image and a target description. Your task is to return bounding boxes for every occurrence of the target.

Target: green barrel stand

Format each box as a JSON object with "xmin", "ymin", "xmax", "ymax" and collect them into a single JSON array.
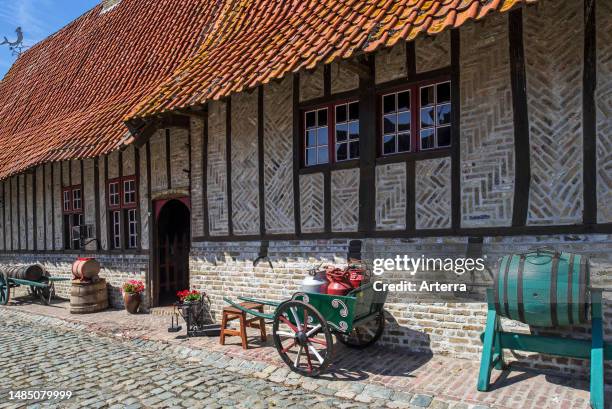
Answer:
[{"xmin": 477, "ymin": 288, "xmax": 610, "ymax": 409}]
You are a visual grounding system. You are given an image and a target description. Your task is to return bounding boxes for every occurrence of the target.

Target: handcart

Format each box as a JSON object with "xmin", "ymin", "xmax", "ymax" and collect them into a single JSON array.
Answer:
[
  {"xmin": 224, "ymin": 282, "xmax": 388, "ymax": 376},
  {"xmin": 0, "ymin": 267, "xmax": 69, "ymax": 306}
]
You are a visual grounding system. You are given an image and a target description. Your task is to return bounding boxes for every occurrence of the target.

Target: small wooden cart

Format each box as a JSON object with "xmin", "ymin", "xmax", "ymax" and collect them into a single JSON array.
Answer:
[
  {"xmin": 224, "ymin": 282, "xmax": 388, "ymax": 376},
  {"xmin": 0, "ymin": 271, "xmax": 69, "ymax": 305}
]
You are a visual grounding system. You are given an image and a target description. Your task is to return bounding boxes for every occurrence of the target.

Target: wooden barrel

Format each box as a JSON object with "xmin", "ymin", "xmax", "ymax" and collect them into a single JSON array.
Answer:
[
  {"xmin": 70, "ymin": 279, "xmax": 108, "ymax": 314},
  {"xmin": 494, "ymin": 250, "xmax": 590, "ymax": 327},
  {"xmin": 5, "ymin": 264, "xmax": 44, "ymax": 282},
  {"xmin": 71, "ymin": 258, "xmax": 100, "ymax": 280}
]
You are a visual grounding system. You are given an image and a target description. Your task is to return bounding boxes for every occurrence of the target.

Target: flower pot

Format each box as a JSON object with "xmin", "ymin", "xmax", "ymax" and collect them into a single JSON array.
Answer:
[{"xmin": 123, "ymin": 292, "xmax": 142, "ymax": 314}]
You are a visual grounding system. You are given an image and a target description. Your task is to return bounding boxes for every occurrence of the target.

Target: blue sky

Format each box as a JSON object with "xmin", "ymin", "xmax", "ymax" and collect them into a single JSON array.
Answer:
[{"xmin": 0, "ymin": 0, "xmax": 99, "ymax": 78}]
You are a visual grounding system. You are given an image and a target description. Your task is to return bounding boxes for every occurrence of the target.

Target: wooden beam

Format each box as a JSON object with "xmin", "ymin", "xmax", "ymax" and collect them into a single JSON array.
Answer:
[
  {"xmin": 226, "ymin": 97, "xmax": 234, "ymax": 236},
  {"xmin": 323, "ymin": 64, "xmax": 332, "ymax": 97},
  {"xmin": 342, "ymin": 58, "xmax": 372, "ymax": 79},
  {"xmin": 406, "ymin": 41, "xmax": 417, "ymax": 80},
  {"xmin": 509, "ymin": 9, "xmax": 531, "ymax": 227},
  {"xmin": 582, "ymin": 0, "xmax": 597, "ymax": 225},
  {"xmin": 406, "ymin": 161, "xmax": 416, "ymax": 231},
  {"xmin": 257, "ymin": 86, "xmax": 266, "ymax": 235},
  {"xmin": 358, "ymin": 56, "xmax": 376, "ymax": 234},
  {"xmin": 201, "ymin": 111, "xmax": 210, "ymax": 237},
  {"xmin": 94, "ymin": 158, "xmax": 101, "ymax": 251},
  {"xmin": 450, "ymin": 29, "xmax": 461, "ymax": 231},
  {"xmin": 292, "ymin": 74, "xmax": 302, "ymax": 235},
  {"xmin": 32, "ymin": 168, "xmax": 37, "ymax": 251},
  {"xmin": 165, "ymin": 129, "xmax": 171, "ymax": 190}
]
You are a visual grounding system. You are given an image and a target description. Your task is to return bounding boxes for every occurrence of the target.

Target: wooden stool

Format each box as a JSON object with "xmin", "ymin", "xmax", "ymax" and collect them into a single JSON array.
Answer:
[{"xmin": 219, "ymin": 301, "xmax": 267, "ymax": 349}]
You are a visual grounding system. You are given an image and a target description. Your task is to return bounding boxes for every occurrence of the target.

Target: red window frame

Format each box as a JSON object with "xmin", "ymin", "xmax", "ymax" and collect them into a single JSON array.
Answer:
[
  {"xmin": 302, "ymin": 99, "xmax": 360, "ymax": 168},
  {"xmin": 107, "ymin": 178, "xmax": 121, "ymax": 209},
  {"xmin": 107, "ymin": 175, "xmax": 138, "ymax": 250},
  {"xmin": 62, "ymin": 185, "xmax": 83, "ymax": 214},
  {"xmin": 378, "ymin": 77, "xmax": 452, "ymax": 157}
]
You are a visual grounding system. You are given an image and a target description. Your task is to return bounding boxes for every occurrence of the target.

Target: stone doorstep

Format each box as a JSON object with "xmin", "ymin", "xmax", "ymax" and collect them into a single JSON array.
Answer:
[{"xmin": 2, "ymin": 303, "xmax": 603, "ymax": 409}]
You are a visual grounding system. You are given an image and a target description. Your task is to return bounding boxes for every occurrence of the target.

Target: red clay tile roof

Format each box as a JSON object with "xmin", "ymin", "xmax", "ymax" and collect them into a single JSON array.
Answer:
[
  {"xmin": 129, "ymin": 0, "xmax": 535, "ymax": 120},
  {"xmin": 0, "ymin": 0, "xmax": 217, "ymax": 179}
]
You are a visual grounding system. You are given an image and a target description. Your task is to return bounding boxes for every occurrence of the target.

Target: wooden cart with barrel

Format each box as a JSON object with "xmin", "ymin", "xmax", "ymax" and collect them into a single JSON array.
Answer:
[
  {"xmin": 478, "ymin": 249, "xmax": 612, "ymax": 409},
  {"xmin": 224, "ymin": 282, "xmax": 388, "ymax": 376},
  {"xmin": 0, "ymin": 265, "xmax": 69, "ymax": 306}
]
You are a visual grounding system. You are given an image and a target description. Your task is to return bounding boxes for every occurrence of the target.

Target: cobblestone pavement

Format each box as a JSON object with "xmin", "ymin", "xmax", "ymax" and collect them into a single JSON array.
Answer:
[
  {"xmin": 1, "ymin": 301, "xmax": 606, "ymax": 409},
  {"xmin": 0, "ymin": 311, "xmax": 363, "ymax": 409}
]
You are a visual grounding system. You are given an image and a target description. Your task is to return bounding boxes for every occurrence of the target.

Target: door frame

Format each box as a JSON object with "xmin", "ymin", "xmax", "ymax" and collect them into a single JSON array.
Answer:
[{"xmin": 151, "ymin": 196, "xmax": 191, "ymax": 307}]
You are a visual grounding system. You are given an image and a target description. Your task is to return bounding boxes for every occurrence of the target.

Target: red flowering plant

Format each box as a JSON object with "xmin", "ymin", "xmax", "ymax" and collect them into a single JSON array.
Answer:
[
  {"xmin": 177, "ymin": 289, "xmax": 203, "ymax": 303},
  {"xmin": 122, "ymin": 280, "xmax": 145, "ymax": 295}
]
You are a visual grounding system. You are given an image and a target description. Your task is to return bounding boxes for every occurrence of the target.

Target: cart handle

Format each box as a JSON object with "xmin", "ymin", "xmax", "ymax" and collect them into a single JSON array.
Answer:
[
  {"xmin": 223, "ymin": 297, "xmax": 275, "ymax": 320},
  {"xmin": 237, "ymin": 296, "xmax": 282, "ymax": 307}
]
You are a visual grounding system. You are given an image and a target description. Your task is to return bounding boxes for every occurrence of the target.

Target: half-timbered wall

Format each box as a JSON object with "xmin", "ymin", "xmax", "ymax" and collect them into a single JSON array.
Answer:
[{"xmin": 597, "ymin": 0, "xmax": 612, "ymax": 224}]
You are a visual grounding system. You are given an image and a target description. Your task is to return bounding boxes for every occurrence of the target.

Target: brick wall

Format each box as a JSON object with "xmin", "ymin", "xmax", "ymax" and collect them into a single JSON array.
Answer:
[{"xmin": 189, "ymin": 234, "xmax": 612, "ymax": 382}]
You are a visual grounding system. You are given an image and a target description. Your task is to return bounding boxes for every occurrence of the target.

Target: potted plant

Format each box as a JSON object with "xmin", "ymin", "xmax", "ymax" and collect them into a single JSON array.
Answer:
[{"xmin": 122, "ymin": 280, "xmax": 145, "ymax": 314}]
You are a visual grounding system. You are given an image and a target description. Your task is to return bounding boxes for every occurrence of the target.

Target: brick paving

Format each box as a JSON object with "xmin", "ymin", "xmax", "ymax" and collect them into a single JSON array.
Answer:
[{"xmin": 1, "ymin": 296, "xmax": 607, "ymax": 409}]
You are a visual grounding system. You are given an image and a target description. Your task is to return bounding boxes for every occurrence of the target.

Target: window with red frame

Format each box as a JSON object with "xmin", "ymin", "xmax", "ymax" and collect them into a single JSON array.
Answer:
[
  {"xmin": 303, "ymin": 101, "xmax": 360, "ymax": 167},
  {"xmin": 107, "ymin": 176, "xmax": 138, "ymax": 249},
  {"xmin": 62, "ymin": 185, "xmax": 83, "ymax": 250},
  {"xmin": 381, "ymin": 80, "xmax": 452, "ymax": 156}
]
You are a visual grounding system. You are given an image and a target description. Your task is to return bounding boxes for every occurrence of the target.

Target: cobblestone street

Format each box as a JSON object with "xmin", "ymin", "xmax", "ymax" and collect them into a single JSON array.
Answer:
[{"xmin": 0, "ymin": 311, "xmax": 358, "ymax": 409}]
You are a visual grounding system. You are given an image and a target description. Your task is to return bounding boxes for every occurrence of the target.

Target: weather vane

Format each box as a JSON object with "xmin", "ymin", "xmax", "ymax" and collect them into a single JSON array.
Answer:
[{"xmin": 1, "ymin": 27, "xmax": 26, "ymax": 57}]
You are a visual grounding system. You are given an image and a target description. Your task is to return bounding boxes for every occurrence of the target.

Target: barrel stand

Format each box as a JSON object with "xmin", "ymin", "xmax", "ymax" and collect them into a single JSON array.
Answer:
[{"xmin": 477, "ymin": 289, "xmax": 610, "ymax": 409}]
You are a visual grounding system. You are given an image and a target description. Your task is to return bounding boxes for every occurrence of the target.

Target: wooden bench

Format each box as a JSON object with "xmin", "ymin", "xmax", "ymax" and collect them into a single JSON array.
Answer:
[{"xmin": 219, "ymin": 301, "xmax": 267, "ymax": 349}]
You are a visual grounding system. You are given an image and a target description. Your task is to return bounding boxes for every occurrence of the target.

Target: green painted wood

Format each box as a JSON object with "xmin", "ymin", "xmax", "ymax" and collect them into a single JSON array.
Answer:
[
  {"xmin": 477, "ymin": 289, "xmax": 498, "ymax": 392},
  {"xmin": 237, "ymin": 296, "xmax": 281, "ymax": 307},
  {"xmin": 8, "ymin": 278, "xmax": 49, "ymax": 288},
  {"xmin": 494, "ymin": 250, "xmax": 589, "ymax": 327},
  {"xmin": 590, "ymin": 290, "xmax": 604, "ymax": 409},
  {"xmin": 292, "ymin": 292, "xmax": 357, "ymax": 333},
  {"xmin": 222, "ymin": 297, "xmax": 274, "ymax": 320}
]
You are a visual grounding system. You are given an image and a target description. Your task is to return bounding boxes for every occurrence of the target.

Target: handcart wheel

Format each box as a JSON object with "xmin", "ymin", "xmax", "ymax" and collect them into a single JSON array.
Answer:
[
  {"xmin": 0, "ymin": 272, "xmax": 10, "ymax": 305},
  {"xmin": 337, "ymin": 310, "xmax": 385, "ymax": 349},
  {"xmin": 273, "ymin": 300, "xmax": 333, "ymax": 377},
  {"xmin": 39, "ymin": 281, "xmax": 54, "ymax": 306}
]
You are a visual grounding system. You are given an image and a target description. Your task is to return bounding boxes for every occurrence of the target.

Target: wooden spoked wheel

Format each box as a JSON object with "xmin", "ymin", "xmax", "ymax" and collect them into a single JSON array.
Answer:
[
  {"xmin": 337, "ymin": 310, "xmax": 385, "ymax": 349},
  {"xmin": 272, "ymin": 300, "xmax": 333, "ymax": 377},
  {"xmin": 0, "ymin": 272, "xmax": 9, "ymax": 305}
]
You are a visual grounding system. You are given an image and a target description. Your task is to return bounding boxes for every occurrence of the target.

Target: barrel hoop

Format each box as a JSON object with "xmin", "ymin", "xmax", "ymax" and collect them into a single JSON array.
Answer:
[
  {"xmin": 567, "ymin": 253, "xmax": 575, "ymax": 325},
  {"xmin": 493, "ymin": 256, "xmax": 505, "ymax": 316},
  {"xmin": 503, "ymin": 255, "xmax": 512, "ymax": 319},
  {"xmin": 516, "ymin": 255, "xmax": 526, "ymax": 323},
  {"xmin": 549, "ymin": 253, "xmax": 560, "ymax": 327},
  {"xmin": 578, "ymin": 256, "xmax": 587, "ymax": 323}
]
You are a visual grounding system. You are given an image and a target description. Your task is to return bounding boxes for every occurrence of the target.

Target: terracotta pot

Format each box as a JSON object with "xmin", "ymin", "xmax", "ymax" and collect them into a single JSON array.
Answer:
[{"xmin": 123, "ymin": 292, "xmax": 141, "ymax": 314}]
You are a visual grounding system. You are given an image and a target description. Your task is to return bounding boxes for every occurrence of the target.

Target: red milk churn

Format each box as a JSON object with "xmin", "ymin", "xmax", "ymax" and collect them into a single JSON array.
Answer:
[{"xmin": 326, "ymin": 268, "xmax": 352, "ymax": 296}]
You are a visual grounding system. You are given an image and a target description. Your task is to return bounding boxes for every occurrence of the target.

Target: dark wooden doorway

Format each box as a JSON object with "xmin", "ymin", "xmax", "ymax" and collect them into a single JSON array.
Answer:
[{"xmin": 155, "ymin": 199, "xmax": 190, "ymax": 306}]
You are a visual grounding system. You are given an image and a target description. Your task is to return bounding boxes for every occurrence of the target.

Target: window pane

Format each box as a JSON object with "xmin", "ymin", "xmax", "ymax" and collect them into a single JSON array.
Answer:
[
  {"xmin": 349, "ymin": 102, "xmax": 359, "ymax": 121},
  {"xmin": 336, "ymin": 104, "xmax": 347, "ymax": 123},
  {"xmin": 383, "ymin": 114, "xmax": 396, "ymax": 134},
  {"xmin": 348, "ymin": 121, "xmax": 359, "ymax": 140},
  {"xmin": 420, "ymin": 107, "xmax": 435, "ymax": 128},
  {"xmin": 336, "ymin": 143, "xmax": 348, "ymax": 161},
  {"xmin": 306, "ymin": 129, "xmax": 317, "ymax": 147},
  {"xmin": 421, "ymin": 128, "xmax": 435, "ymax": 150},
  {"xmin": 383, "ymin": 94, "xmax": 396, "ymax": 114},
  {"xmin": 349, "ymin": 141, "xmax": 360, "ymax": 159},
  {"xmin": 437, "ymin": 82, "xmax": 451, "ymax": 103},
  {"xmin": 383, "ymin": 135, "xmax": 396, "ymax": 155},
  {"xmin": 398, "ymin": 133, "xmax": 411, "ymax": 152},
  {"xmin": 421, "ymin": 86, "xmax": 435, "ymax": 106},
  {"xmin": 317, "ymin": 127, "xmax": 328, "ymax": 146},
  {"xmin": 306, "ymin": 111, "xmax": 316, "ymax": 128},
  {"xmin": 335, "ymin": 123, "xmax": 348, "ymax": 142},
  {"xmin": 397, "ymin": 91, "xmax": 410, "ymax": 111},
  {"xmin": 318, "ymin": 109, "xmax": 328, "ymax": 126},
  {"xmin": 437, "ymin": 104, "xmax": 451, "ymax": 125},
  {"xmin": 438, "ymin": 126, "xmax": 451, "ymax": 147},
  {"xmin": 317, "ymin": 147, "xmax": 329, "ymax": 164},
  {"xmin": 397, "ymin": 111, "xmax": 410, "ymax": 132},
  {"xmin": 306, "ymin": 148, "xmax": 317, "ymax": 166}
]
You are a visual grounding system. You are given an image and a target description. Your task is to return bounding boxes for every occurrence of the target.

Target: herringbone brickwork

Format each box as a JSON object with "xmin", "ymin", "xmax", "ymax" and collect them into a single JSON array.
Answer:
[
  {"xmin": 375, "ymin": 42, "xmax": 406, "ymax": 84},
  {"xmin": 149, "ymin": 131, "xmax": 167, "ymax": 193},
  {"xmin": 525, "ymin": 0, "xmax": 583, "ymax": 225},
  {"xmin": 169, "ymin": 128, "xmax": 190, "ymax": 190},
  {"xmin": 138, "ymin": 146, "xmax": 149, "ymax": 249},
  {"xmin": 597, "ymin": 1, "xmax": 612, "ymax": 223},
  {"xmin": 331, "ymin": 169, "xmax": 360, "ymax": 232},
  {"xmin": 231, "ymin": 92, "xmax": 260, "ymax": 236},
  {"xmin": 331, "ymin": 60, "xmax": 360, "ymax": 95},
  {"xmin": 460, "ymin": 14, "xmax": 515, "ymax": 228},
  {"xmin": 300, "ymin": 173, "xmax": 324, "ymax": 233},
  {"xmin": 300, "ymin": 66, "xmax": 324, "ymax": 102},
  {"xmin": 190, "ymin": 117, "xmax": 204, "ymax": 238},
  {"xmin": 264, "ymin": 78, "xmax": 295, "ymax": 234},
  {"xmin": 83, "ymin": 159, "xmax": 96, "ymax": 252},
  {"xmin": 416, "ymin": 31, "xmax": 450, "ymax": 73},
  {"xmin": 207, "ymin": 101, "xmax": 229, "ymax": 236},
  {"xmin": 416, "ymin": 158, "xmax": 452, "ymax": 230},
  {"xmin": 375, "ymin": 163, "xmax": 407, "ymax": 231}
]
